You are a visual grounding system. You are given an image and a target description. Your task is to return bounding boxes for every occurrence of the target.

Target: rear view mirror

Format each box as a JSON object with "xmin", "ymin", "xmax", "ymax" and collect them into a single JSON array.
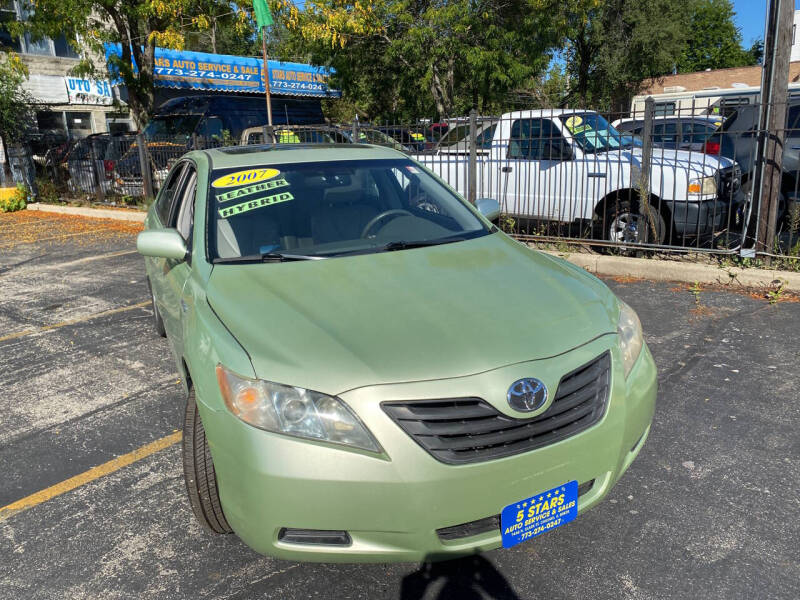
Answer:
[
  {"xmin": 137, "ymin": 229, "xmax": 188, "ymax": 261},
  {"xmin": 476, "ymin": 198, "xmax": 501, "ymax": 221}
]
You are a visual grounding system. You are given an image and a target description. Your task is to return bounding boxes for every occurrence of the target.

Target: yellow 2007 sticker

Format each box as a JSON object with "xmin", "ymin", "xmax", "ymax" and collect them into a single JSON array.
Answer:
[
  {"xmin": 212, "ymin": 168, "xmax": 281, "ymax": 189},
  {"xmin": 218, "ymin": 192, "xmax": 294, "ymax": 218}
]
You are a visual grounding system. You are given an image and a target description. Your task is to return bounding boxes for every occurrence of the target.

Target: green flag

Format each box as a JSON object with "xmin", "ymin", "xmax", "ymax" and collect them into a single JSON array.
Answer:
[{"xmin": 253, "ymin": 0, "xmax": 273, "ymax": 31}]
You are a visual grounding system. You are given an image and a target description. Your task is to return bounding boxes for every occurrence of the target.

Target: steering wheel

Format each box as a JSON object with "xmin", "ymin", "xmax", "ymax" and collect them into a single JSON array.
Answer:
[{"xmin": 360, "ymin": 209, "xmax": 414, "ymax": 238}]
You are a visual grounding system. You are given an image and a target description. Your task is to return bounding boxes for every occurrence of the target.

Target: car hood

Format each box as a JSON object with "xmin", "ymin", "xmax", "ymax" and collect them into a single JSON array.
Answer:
[
  {"xmin": 590, "ymin": 147, "xmax": 733, "ymax": 177},
  {"xmin": 206, "ymin": 232, "xmax": 619, "ymax": 394}
]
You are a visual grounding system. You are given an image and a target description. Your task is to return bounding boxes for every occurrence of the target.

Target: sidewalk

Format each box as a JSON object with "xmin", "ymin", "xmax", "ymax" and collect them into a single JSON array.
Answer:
[{"xmin": 26, "ymin": 203, "xmax": 146, "ymax": 223}]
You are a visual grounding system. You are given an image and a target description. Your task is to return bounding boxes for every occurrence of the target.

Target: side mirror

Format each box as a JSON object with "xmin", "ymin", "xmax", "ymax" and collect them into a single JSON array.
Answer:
[
  {"xmin": 476, "ymin": 198, "xmax": 501, "ymax": 221},
  {"xmin": 137, "ymin": 229, "xmax": 189, "ymax": 261}
]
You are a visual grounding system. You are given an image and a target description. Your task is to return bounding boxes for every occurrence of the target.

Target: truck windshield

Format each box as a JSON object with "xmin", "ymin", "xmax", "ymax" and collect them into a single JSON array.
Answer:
[
  {"xmin": 561, "ymin": 113, "xmax": 627, "ymax": 153},
  {"xmin": 143, "ymin": 115, "xmax": 202, "ymax": 140},
  {"xmin": 208, "ymin": 159, "xmax": 490, "ymax": 261}
]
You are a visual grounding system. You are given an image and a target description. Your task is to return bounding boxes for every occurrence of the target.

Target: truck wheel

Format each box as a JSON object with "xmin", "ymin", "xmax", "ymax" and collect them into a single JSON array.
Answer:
[
  {"xmin": 604, "ymin": 199, "xmax": 665, "ymax": 245},
  {"xmin": 183, "ymin": 388, "xmax": 232, "ymax": 534},
  {"xmin": 146, "ymin": 278, "xmax": 166, "ymax": 338}
]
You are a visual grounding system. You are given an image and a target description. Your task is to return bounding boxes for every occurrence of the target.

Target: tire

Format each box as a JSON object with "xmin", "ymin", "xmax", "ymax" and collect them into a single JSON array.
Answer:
[
  {"xmin": 603, "ymin": 198, "xmax": 666, "ymax": 246},
  {"xmin": 183, "ymin": 388, "xmax": 232, "ymax": 534},
  {"xmin": 146, "ymin": 278, "xmax": 166, "ymax": 338}
]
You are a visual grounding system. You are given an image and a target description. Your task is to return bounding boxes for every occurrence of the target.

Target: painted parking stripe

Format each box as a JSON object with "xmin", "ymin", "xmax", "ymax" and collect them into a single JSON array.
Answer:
[
  {"xmin": 0, "ymin": 300, "xmax": 149, "ymax": 343},
  {"xmin": 0, "ymin": 431, "xmax": 182, "ymax": 522}
]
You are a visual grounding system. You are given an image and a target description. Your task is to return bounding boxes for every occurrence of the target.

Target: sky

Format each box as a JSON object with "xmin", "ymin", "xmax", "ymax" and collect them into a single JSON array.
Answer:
[{"xmin": 732, "ymin": 0, "xmax": 800, "ymax": 46}]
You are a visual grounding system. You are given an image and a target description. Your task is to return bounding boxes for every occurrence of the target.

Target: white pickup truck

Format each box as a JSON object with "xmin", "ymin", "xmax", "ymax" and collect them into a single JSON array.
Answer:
[{"xmin": 414, "ymin": 109, "xmax": 742, "ymax": 244}]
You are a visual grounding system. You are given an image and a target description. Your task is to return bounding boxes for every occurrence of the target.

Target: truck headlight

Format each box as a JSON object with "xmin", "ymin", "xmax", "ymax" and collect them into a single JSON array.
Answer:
[
  {"xmin": 688, "ymin": 175, "xmax": 717, "ymax": 195},
  {"xmin": 216, "ymin": 365, "xmax": 381, "ymax": 453},
  {"xmin": 617, "ymin": 301, "xmax": 643, "ymax": 378}
]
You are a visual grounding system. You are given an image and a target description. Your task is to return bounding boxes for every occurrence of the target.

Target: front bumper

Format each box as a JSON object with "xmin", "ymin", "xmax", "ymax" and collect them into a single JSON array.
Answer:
[
  {"xmin": 199, "ymin": 335, "xmax": 657, "ymax": 563},
  {"xmin": 668, "ymin": 181, "xmax": 745, "ymax": 238}
]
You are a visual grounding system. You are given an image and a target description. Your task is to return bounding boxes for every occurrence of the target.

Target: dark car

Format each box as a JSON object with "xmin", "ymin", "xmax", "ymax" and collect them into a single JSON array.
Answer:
[
  {"xmin": 703, "ymin": 101, "xmax": 800, "ymax": 227},
  {"xmin": 113, "ymin": 95, "xmax": 326, "ymax": 194},
  {"xmin": 612, "ymin": 116, "xmax": 723, "ymax": 152}
]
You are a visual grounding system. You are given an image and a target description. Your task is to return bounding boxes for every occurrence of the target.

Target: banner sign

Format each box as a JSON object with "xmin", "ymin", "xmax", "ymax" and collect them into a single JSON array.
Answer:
[
  {"xmin": 65, "ymin": 77, "xmax": 114, "ymax": 105},
  {"xmin": 105, "ymin": 45, "xmax": 341, "ymax": 98}
]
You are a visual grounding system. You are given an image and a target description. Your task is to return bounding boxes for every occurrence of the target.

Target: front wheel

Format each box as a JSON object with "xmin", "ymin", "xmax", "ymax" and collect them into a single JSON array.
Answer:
[
  {"xmin": 183, "ymin": 388, "xmax": 232, "ymax": 534},
  {"xmin": 603, "ymin": 199, "xmax": 666, "ymax": 246}
]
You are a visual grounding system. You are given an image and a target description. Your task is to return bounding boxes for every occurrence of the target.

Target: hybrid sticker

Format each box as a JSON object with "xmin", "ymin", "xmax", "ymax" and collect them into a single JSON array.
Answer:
[
  {"xmin": 212, "ymin": 168, "xmax": 281, "ymax": 189},
  {"xmin": 218, "ymin": 192, "xmax": 294, "ymax": 218},
  {"xmin": 216, "ymin": 178, "xmax": 290, "ymax": 203},
  {"xmin": 500, "ymin": 480, "xmax": 578, "ymax": 549}
]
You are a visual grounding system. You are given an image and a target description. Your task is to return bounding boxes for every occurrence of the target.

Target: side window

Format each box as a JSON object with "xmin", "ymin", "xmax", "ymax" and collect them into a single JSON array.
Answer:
[
  {"xmin": 652, "ymin": 122, "xmax": 677, "ymax": 144},
  {"xmin": 508, "ymin": 119, "xmax": 569, "ymax": 160},
  {"xmin": 786, "ymin": 105, "xmax": 800, "ymax": 134},
  {"xmin": 476, "ymin": 124, "xmax": 497, "ymax": 149},
  {"xmin": 154, "ymin": 164, "xmax": 186, "ymax": 226},
  {"xmin": 173, "ymin": 167, "xmax": 197, "ymax": 241}
]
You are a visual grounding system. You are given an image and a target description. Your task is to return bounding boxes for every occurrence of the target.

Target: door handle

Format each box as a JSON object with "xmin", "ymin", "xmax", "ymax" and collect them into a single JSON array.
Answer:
[{"xmin": 501, "ymin": 166, "xmax": 513, "ymax": 173}]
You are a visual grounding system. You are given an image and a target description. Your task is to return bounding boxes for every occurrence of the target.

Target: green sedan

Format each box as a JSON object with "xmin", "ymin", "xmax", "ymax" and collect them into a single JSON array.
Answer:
[{"xmin": 137, "ymin": 143, "xmax": 656, "ymax": 563}]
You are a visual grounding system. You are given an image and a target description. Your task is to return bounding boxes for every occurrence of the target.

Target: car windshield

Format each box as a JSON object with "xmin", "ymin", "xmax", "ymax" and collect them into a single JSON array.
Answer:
[
  {"xmin": 143, "ymin": 115, "xmax": 202, "ymax": 140},
  {"xmin": 561, "ymin": 113, "xmax": 628, "ymax": 153},
  {"xmin": 209, "ymin": 159, "xmax": 490, "ymax": 261}
]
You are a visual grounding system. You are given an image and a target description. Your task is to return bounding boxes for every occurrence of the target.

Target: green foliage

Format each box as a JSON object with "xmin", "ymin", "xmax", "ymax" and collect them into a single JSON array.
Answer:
[
  {"xmin": 677, "ymin": 0, "xmax": 760, "ymax": 73},
  {"xmin": 280, "ymin": 0, "xmax": 556, "ymax": 120},
  {"xmin": 0, "ymin": 53, "xmax": 35, "ymax": 146},
  {"xmin": 0, "ymin": 183, "xmax": 28, "ymax": 212},
  {"xmin": 34, "ymin": 178, "xmax": 60, "ymax": 204}
]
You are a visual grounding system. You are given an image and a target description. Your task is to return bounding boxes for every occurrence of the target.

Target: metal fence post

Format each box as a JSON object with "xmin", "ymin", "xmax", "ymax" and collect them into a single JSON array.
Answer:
[
  {"xmin": 262, "ymin": 124, "xmax": 275, "ymax": 145},
  {"xmin": 468, "ymin": 108, "xmax": 478, "ymax": 205},
  {"xmin": 137, "ymin": 133, "xmax": 154, "ymax": 200},
  {"xmin": 352, "ymin": 115, "xmax": 360, "ymax": 143},
  {"xmin": 638, "ymin": 97, "xmax": 655, "ymax": 243},
  {"xmin": 90, "ymin": 140, "xmax": 104, "ymax": 203}
]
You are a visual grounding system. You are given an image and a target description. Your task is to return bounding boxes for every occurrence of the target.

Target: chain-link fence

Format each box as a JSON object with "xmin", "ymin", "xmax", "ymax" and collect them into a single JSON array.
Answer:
[{"xmin": 19, "ymin": 99, "xmax": 800, "ymax": 260}]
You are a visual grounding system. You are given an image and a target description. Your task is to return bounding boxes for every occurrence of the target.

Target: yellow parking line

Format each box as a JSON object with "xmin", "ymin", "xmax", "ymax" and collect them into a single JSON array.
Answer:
[
  {"xmin": 0, "ymin": 431, "xmax": 182, "ymax": 522},
  {"xmin": 0, "ymin": 300, "xmax": 149, "ymax": 343}
]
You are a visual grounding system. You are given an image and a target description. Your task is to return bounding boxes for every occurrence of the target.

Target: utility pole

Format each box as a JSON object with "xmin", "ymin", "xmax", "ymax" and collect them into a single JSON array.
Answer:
[
  {"xmin": 261, "ymin": 25, "xmax": 274, "ymax": 143},
  {"xmin": 750, "ymin": 0, "xmax": 793, "ymax": 258}
]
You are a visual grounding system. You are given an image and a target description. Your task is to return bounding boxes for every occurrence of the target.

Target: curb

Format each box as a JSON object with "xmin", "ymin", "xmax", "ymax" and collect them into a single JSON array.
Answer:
[
  {"xmin": 544, "ymin": 250, "xmax": 800, "ymax": 292},
  {"xmin": 26, "ymin": 203, "xmax": 146, "ymax": 223}
]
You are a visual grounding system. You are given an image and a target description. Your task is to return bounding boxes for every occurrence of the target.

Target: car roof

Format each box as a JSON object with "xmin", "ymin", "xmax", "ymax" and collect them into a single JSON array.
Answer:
[
  {"xmin": 502, "ymin": 109, "xmax": 595, "ymax": 119},
  {"xmin": 201, "ymin": 143, "xmax": 407, "ymax": 169},
  {"xmin": 614, "ymin": 115, "xmax": 721, "ymax": 125}
]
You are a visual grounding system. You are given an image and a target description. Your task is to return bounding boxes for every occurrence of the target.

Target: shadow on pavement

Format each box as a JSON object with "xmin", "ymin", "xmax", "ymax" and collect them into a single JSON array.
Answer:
[{"xmin": 400, "ymin": 555, "xmax": 521, "ymax": 600}]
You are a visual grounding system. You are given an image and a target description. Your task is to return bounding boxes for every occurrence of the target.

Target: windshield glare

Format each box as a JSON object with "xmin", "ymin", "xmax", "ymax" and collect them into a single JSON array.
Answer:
[
  {"xmin": 209, "ymin": 159, "xmax": 490, "ymax": 261},
  {"xmin": 561, "ymin": 113, "xmax": 625, "ymax": 153}
]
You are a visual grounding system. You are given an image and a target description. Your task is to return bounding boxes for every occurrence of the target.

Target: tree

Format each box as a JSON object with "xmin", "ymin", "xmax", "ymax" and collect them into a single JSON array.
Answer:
[
  {"xmin": 540, "ymin": 0, "xmax": 686, "ymax": 110},
  {"xmin": 0, "ymin": 52, "xmax": 34, "ymax": 180},
  {"xmin": 17, "ymin": 0, "xmax": 251, "ymax": 125},
  {"xmin": 677, "ymin": 0, "xmax": 761, "ymax": 72},
  {"xmin": 275, "ymin": 0, "xmax": 556, "ymax": 120}
]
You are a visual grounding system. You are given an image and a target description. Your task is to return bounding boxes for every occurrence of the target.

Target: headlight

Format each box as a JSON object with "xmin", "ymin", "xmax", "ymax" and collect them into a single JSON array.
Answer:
[
  {"xmin": 216, "ymin": 365, "xmax": 381, "ymax": 453},
  {"xmin": 617, "ymin": 301, "xmax": 643, "ymax": 378},
  {"xmin": 688, "ymin": 175, "xmax": 717, "ymax": 195}
]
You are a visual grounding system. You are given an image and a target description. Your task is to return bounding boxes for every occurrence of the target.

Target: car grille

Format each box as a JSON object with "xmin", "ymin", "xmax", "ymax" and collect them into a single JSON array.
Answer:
[
  {"xmin": 382, "ymin": 351, "xmax": 610, "ymax": 465},
  {"xmin": 435, "ymin": 479, "xmax": 596, "ymax": 542}
]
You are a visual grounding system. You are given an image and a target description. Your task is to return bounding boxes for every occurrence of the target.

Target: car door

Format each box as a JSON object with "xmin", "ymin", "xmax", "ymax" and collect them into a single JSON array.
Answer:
[
  {"xmin": 502, "ymin": 117, "xmax": 571, "ymax": 219},
  {"xmin": 147, "ymin": 162, "xmax": 187, "ymax": 340},
  {"xmin": 160, "ymin": 163, "xmax": 198, "ymax": 361}
]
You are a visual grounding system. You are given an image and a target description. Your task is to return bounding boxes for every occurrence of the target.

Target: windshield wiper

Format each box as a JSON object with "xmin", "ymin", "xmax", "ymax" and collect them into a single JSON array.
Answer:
[
  {"xmin": 212, "ymin": 252, "xmax": 324, "ymax": 264},
  {"xmin": 379, "ymin": 237, "xmax": 466, "ymax": 252}
]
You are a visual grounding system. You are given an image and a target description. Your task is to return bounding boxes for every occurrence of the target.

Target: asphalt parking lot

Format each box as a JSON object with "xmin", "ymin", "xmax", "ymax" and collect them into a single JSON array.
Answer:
[{"xmin": 0, "ymin": 211, "xmax": 798, "ymax": 600}]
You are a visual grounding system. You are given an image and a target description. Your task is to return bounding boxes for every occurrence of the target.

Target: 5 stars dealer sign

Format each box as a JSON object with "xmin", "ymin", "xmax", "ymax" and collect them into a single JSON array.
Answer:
[{"xmin": 500, "ymin": 480, "xmax": 579, "ymax": 548}]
